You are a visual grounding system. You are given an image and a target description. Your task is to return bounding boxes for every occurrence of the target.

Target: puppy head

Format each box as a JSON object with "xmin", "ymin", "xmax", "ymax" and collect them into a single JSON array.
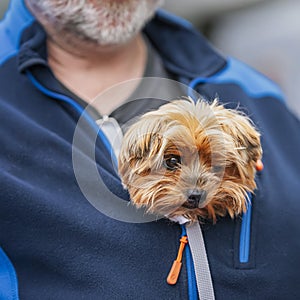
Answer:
[{"xmin": 118, "ymin": 99, "xmax": 262, "ymax": 223}]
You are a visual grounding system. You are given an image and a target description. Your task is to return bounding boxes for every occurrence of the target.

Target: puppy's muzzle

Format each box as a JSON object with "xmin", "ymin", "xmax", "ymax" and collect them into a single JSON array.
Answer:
[{"xmin": 183, "ymin": 189, "xmax": 207, "ymax": 209}]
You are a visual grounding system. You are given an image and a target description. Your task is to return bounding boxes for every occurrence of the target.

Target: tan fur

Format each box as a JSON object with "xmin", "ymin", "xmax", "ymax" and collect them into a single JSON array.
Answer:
[{"xmin": 118, "ymin": 98, "xmax": 262, "ymax": 223}]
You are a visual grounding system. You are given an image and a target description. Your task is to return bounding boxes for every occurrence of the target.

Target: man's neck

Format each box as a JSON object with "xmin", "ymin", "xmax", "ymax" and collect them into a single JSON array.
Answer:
[{"xmin": 47, "ymin": 34, "xmax": 147, "ymax": 115}]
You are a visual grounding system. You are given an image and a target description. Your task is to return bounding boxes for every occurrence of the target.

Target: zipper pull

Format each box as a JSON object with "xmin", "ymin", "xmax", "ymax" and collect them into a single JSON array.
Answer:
[{"xmin": 167, "ymin": 235, "xmax": 188, "ymax": 285}]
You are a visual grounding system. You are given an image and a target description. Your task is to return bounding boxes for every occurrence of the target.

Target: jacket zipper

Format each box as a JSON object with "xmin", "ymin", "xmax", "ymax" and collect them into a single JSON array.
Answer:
[{"xmin": 181, "ymin": 225, "xmax": 198, "ymax": 300}]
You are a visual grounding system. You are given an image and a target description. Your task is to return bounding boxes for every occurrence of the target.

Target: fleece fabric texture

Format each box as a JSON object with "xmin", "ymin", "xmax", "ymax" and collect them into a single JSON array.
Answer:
[{"xmin": 1, "ymin": 3, "xmax": 300, "ymax": 300}]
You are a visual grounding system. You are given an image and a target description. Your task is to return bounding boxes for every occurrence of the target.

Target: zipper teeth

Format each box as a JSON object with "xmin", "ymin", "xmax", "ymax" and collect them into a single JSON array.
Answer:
[
  {"xmin": 239, "ymin": 192, "xmax": 253, "ymax": 263},
  {"xmin": 181, "ymin": 225, "xmax": 198, "ymax": 300},
  {"xmin": 186, "ymin": 244, "xmax": 198, "ymax": 300}
]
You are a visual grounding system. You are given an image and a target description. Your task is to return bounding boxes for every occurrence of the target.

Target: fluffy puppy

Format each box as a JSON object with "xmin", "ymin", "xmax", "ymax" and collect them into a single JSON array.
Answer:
[{"xmin": 118, "ymin": 98, "xmax": 262, "ymax": 223}]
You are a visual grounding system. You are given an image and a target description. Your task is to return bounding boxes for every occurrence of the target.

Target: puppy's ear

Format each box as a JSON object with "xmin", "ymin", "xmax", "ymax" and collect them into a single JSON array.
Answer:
[
  {"xmin": 118, "ymin": 115, "xmax": 164, "ymax": 184},
  {"xmin": 215, "ymin": 106, "xmax": 262, "ymax": 163},
  {"xmin": 213, "ymin": 104, "xmax": 262, "ymax": 190}
]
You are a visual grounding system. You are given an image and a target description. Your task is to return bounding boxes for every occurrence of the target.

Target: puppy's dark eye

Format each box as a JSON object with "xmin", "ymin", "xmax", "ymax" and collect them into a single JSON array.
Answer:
[{"xmin": 164, "ymin": 155, "xmax": 181, "ymax": 170}]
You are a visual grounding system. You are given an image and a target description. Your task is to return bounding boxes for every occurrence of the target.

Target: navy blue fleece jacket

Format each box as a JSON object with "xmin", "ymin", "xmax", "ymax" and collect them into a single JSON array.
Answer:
[{"xmin": 0, "ymin": 1, "xmax": 300, "ymax": 299}]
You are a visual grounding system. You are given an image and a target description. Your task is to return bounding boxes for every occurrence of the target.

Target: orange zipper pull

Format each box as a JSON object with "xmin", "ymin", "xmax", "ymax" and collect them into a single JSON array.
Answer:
[{"xmin": 167, "ymin": 235, "xmax": 188, "ymax": 285}]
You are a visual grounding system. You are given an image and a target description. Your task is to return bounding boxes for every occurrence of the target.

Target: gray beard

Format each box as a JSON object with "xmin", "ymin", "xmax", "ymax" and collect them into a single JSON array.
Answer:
[{"xmin": 28, "ymin": 0, "xmax": 164, "ymax": 45}]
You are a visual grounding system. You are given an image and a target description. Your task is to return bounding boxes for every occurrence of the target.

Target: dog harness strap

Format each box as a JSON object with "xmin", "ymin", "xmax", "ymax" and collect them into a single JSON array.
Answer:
[{"xmin": 186, "ymin": 222, "xmax": 215, "ymax": 300}]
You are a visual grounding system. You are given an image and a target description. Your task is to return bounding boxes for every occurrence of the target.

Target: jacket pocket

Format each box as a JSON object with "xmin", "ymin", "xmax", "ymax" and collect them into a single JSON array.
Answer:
[{"xmin": 233, "ymin": 178, "xmax": 263, "ymax": 269}]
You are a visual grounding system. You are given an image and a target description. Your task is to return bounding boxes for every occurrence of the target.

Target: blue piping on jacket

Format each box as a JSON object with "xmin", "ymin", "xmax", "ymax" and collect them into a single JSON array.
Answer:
[
  {"xmin": 26, "ymin": 71, "xmax": 118, "ymax": 166},
  {"xmin": 188, "ymin": 57, "xmax": 285, "ymax": 102},
  {"xmin": 181, "ymin": 225, "xmax": 198, "ymax": 300},
  {"xmin": 0, "ymin": 247, "xmax": 19, "ymax": 300},
  {"xmin": 239, "ymin": 192, "xmax": 253, "ymax": 263}
]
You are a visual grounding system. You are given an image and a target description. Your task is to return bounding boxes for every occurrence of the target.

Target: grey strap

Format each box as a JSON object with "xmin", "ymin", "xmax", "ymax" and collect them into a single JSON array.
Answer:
[{"xmin": 186, "ymin": 222, "xmax": 215, "ymax": 300}]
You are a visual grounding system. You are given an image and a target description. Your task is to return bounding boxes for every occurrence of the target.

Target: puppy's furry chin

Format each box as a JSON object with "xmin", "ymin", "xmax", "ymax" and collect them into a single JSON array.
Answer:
[{"xmin": 118, "ymin": 98, "xmax": 262, "ymax": 224}]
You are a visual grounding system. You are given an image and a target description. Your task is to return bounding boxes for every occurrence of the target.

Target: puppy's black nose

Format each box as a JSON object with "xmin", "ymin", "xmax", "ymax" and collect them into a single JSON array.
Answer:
[{"xmin": 183, "ymin": 189, "xmax": 207, "ymax": 209}]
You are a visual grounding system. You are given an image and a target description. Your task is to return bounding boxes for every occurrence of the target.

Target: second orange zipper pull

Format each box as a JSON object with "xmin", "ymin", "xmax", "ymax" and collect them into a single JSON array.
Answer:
[{"xmin": 167, "ymin": 235, "xmax": 188, "ymax": 285}]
